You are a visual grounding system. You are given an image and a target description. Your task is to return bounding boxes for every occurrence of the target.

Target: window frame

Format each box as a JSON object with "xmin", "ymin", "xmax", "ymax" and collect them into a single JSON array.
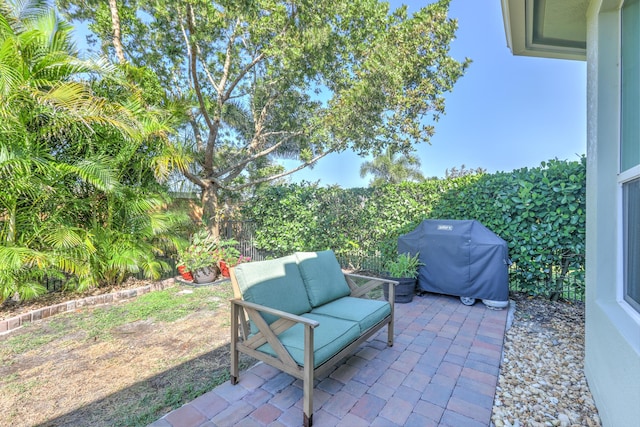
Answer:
[
  {"xmin": 619, "ymin": 169, "xmax": 640, "ymax": 316},
  {"xmin": 618, "ymin": 0, "xmax": 640, "ymax": 318}
]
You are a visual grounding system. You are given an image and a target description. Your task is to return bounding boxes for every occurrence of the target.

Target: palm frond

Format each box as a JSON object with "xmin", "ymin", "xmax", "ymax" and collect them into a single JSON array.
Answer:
[
  {"xmin": 152, "ymin": 140, "xmax": 194, "ymax": 181},
  {"xmin": 57, "ymin": 158, "xmax": 119, "ymax": 192},
  {"xmin": 0, "ymin": 9, "xmax": 15, "ymax": 38},
  {"xmin": 222, "ymin": 100, "xmax": 255, "ymax": 142},
  {"xmin": 42, "ymin": 225, "xmax": 85, "ymax": 249},
  {"xmin": 5, "ymin": 0, "xmax": 50, "ymax": 25}
]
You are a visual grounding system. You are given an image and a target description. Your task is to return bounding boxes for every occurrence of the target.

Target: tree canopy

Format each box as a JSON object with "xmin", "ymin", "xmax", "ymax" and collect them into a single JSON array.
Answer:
[{"xmin": 58, "ymin": 0, "xmax": 470, "ymax": 234}]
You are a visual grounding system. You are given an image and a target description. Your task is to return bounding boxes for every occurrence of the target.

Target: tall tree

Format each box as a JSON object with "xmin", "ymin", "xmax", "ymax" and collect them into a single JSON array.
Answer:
[
  {"xmin": 58, "ymin": 0, "xmax": 470, "ymax": 236},
  {"xmin": 359, "ymin": 148, "xmax": 424, "ymax": 187}
]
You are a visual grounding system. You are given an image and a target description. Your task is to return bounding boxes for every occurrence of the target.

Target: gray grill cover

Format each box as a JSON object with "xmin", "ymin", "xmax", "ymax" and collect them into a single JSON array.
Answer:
[{"xmin": 397, "ymin": 219, "xmax": 510, "ymax": 301}]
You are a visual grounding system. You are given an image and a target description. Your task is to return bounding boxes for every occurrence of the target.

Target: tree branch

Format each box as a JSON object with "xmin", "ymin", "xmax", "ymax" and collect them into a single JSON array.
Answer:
[
  {"xmin": 188, "ymin": 113, "xmax": 204, "ymax": 152},
  {"xmin": 223, "ymin": 51, "xmax": 265, "ymax": 102},
  {"xmin": 217, "ymin": 18, "xmax": 239, "ymax": 102},
  {"xmin": 218, "ymin": 131, "xmax": 305, "ymax": 180},
  {"xmin": 222, "ymin": 8, "xmax": 297, "ymax": 109},
  {"xmin": 198, "ymin": 51, "xmax": 221, "ymax": 94},
  {"xmin": 247, "ymin": 93, "xmax": 278, "ymax": 153},
  {"xmin": 185, "ymin": 4, "xmax": 215, "ymax": 133},
  {"xmin": 181, "ymin": 166, "xmax": 206, "ymax": 189},
  {"xmin": 227, "ymin": 151, "xmax": 333, "ymax": 191}
]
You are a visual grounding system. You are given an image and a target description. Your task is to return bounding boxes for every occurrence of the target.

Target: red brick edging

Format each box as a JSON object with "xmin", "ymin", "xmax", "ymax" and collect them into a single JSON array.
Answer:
[{"xmin": 0, "ymin": 278, "xmax": 176, "ymax": 335}]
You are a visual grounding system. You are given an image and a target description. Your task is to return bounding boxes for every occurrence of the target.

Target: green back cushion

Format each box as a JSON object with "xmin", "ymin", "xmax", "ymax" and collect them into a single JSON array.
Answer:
[
  {"xmin": 234, "ymin": 255, "xmax": 311, "ymax": 325},
  {"xmin": 295, "ymin": 250, "xmax": 351, "ymax": 307}
]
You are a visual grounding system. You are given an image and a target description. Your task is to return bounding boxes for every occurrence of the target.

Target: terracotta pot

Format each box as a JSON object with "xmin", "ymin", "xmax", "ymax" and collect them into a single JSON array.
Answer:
[
  {"xmin": 177, "ymin": 265, "xmax": 193, "ymax": 281},
  {"xmin": 219, "ymin": 261, "xmax": 230, "ymax": 278}
]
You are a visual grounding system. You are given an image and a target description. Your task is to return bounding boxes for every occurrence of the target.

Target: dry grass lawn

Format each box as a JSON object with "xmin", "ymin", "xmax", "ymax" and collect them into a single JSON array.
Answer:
[{"xmin": 0, "ymin": 280, "xmax": 255, "ymax": 427}]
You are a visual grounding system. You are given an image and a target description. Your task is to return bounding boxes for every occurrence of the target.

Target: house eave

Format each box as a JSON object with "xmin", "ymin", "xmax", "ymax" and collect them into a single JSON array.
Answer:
[{"xmin": 501, "ymin": 0, "xmax": 588, "ymax": 61}]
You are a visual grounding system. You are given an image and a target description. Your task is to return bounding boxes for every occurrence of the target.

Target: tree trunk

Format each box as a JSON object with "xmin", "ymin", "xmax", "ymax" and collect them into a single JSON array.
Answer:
[
  {"xmin": 201, "ymin": 184, "xmax": 220, "ymax": 239},
  {"xmin": 551, "ymin": 254, "xmax": 573, "ymax": 301},
  {"xmin": 7, "ymin": 201, "xmax": 16, "ymax": 244},
  {"xmin": 108, "ymin": 0, "xmax": 126, "ymax": 64}
]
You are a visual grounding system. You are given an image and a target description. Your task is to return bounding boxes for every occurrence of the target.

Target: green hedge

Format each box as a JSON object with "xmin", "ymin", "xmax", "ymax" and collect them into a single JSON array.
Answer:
[{"xmin": 243, "ymin": 157, "xmax": 586, "ymax": 299}]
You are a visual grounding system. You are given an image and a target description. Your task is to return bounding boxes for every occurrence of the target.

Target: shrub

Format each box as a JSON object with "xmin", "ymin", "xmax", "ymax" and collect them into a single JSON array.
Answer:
[{"xmin": 243, "ymin": 157, "xmax": 586, "ymax": 299}]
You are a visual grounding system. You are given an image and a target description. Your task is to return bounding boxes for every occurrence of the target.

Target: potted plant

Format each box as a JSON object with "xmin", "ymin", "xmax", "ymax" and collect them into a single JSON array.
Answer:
[
  {"xmin": 216, "ymin": 240, "xmax": 241, "ymax": 278},
  {"xmin": 219, "ymin": 254, "xmax": 251, "ymax": 278},
  {"xmin": 177, "ymin": 230, "xmax": 219, "ymax": 284},
  {"xmin": 384, "ymin": 252, "xmax": 422, "ymax": 303}
]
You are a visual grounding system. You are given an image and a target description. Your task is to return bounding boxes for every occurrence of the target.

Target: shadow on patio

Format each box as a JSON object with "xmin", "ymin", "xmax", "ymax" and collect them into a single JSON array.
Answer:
[{"xmin": 151, "ymin": 292, "xmax": 508, "ymax": 427}]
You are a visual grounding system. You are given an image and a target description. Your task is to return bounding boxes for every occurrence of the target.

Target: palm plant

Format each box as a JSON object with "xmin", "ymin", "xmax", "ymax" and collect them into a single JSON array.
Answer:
[
  {"xmin": 359, "ymin": 148, "xmax": 424, "ymax": 187},
  {"xmin": 0, "ymin": 1, "xmax": 184, "ymax": 301}
]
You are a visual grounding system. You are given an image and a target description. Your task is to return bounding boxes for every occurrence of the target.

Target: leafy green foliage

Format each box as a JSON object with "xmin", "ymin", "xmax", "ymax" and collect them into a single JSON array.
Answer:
[
  {"xmin": 444, "ymin": 164, "xmax": 487, "ymax": 178},
  {"xmin": 0, "ymin": 2, "xmax": 188, "ymax": 300},
  {"xmin": 385, "ymin": 253, "xmax": 422, "ymax": 279},
  {"xmin": 58, "ymin": 0, "xmax": 470, "ymax": 236},
  {"xmin": 244, "ymin": 158, "xmax": 586, "ymax": 298}
]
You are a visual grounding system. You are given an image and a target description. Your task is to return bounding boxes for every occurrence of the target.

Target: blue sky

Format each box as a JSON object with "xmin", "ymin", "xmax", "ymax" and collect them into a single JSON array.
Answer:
[
  {"xmin": 288, "ymin": 0, "xmax": 587, "ymax": 187},
  {"xmin": 71, "ymin": 0, "xmax": 587, "ymax": 189}
]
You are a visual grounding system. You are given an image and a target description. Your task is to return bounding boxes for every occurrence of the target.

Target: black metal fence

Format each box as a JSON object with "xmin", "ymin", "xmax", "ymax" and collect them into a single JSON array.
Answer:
[
  {"xmin": 42, "ymin": 276, "xmax": 67, "ymax": 293},
  {"xmin": 219, "ymin": 221, "xmax": 586, "ymax": 302},
  {"xmin": 39, "ymin": 221, "xmax": 585, "ymax": 302},
  {"xmin": 220, "ymin": 220, "xmax": 274, "ymax": 263}
]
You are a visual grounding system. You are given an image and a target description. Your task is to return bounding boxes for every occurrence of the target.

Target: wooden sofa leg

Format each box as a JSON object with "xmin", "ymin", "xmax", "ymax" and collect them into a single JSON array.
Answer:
[
  {"xmin": 303, "ymin": 325, "xmax": 314, "ymax": 427},
  {"xmin": 230, "ymin": 344, "xmax": 239, "ymax": 385},
  {"xmin": 303, "ymin": 386, "xmax": 313, "ymax": 427},
  {"xmin": 230, "ymin": 302, "xmax": 239, "ymax": 385}
]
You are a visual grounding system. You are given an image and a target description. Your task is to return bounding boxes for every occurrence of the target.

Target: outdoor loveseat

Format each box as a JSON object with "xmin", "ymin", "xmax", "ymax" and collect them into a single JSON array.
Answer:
[{"xmin": 229, "ymin": 250, "xmax": 398, "ymax": 427}]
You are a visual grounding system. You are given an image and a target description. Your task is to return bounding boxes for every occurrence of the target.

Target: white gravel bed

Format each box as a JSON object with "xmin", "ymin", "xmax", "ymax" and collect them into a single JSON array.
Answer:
[{"xmin": 492, "ymin": 294, "xmax": 601, "ymax": 427}]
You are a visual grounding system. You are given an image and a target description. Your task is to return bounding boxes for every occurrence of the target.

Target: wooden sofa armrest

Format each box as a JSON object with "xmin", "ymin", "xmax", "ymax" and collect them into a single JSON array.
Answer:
[
  {"xmin": 344, "ymin": 273, "xmax": 399, "ymax": 298},
  {"xmin": 231, "ymin": 297, "xmax": 320, "ymax": 375}
]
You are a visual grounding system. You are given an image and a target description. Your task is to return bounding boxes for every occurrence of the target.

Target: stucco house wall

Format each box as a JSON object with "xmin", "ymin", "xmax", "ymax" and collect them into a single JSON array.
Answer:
[
  {"xmin": 583, "ymin": 2, "xmax": 640, "ymax": 426},
  {"xmin": 501, "ymin": 1, "xmax": 640, "ymax": 425}
]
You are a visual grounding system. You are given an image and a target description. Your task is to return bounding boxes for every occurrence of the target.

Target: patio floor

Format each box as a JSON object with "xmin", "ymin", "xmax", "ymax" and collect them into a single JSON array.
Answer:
[{"xmin": 149, "ymin": 292, "xmax": 509, "ymax": 427}]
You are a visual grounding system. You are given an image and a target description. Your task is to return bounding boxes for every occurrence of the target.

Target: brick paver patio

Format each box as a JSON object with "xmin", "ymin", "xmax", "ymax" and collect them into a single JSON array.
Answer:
[{"xmin": 149, "ymin": 292, "xmax": 508, "ymax": 427}]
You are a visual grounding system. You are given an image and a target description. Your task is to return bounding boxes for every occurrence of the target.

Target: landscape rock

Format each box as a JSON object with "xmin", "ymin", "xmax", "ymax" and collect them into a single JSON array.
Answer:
[{"xmin": 491, "ymin": 293, "xmax": 601, "ymax": 427}]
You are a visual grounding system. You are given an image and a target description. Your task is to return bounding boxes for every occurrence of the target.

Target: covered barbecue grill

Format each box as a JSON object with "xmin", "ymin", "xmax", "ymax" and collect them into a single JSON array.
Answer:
[{"xmin": 397, "ymin": 219, "xmax": 510, "ymax": 307}]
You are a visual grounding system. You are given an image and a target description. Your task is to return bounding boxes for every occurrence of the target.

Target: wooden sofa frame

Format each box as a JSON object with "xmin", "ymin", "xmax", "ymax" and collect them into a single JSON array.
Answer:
[{"xmin": 230, "ymin": 267, "xmax": 397, "ymax": 427}]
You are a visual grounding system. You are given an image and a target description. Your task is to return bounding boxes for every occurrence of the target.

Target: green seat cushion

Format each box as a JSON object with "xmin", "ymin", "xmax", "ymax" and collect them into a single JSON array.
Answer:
[
  {"xmin": 311, "ymin": 296, "xmax": 391, "ymax": 334},
  {"xmin": 257, "ymin": 313, "xmax": 360, "ymax": 368},
  {"xmin": 295, "ymin": 250, "xmax": 351, "ymax": 307},
  {"xmin": 234, "ymin": 256, "xmax": 311, "ymax": 327}
]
